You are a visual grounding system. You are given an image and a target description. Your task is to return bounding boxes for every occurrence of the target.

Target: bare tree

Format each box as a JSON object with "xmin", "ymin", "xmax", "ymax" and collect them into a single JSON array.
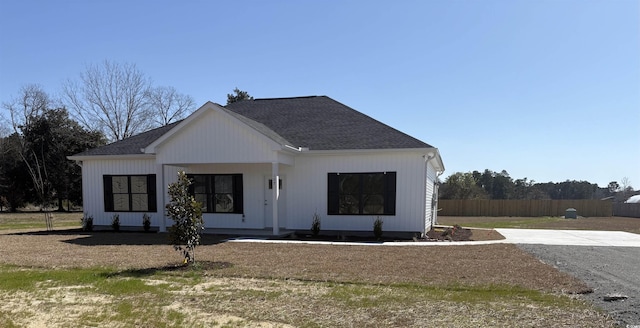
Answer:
[
  {"xmin": 2, "ymin": 85, "xmax": 54, "ymax": 226},
  {"xmin": 621, "ymin": 177, "xmax": 633, "ymax": 199},
  {"xmin": 146, "ymin": 86, "xmax": 196, "ymax": 126},
  {"xmin": 62, "ymin": 60, "xmax": 152, "ymax": 142},
  {"xmin": 3, "ymin": 84, "xmax": 50, "ymax": 132}
]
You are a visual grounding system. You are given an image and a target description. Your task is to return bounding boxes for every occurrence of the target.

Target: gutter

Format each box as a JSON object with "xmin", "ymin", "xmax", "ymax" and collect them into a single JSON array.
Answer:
[{"xmin": 424, "ymin": 152, "xmax": 441, "ymax": 232}]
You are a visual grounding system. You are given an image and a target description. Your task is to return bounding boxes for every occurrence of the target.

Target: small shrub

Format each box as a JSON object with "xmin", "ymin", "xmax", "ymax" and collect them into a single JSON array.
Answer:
[
  {"xmin": 82, "ymin": 214, "xmax": 93, "ymax": 232},
  {"xmin": 311, "ymin": 212, "xmax": 321, "ymax": 236},
  {"xmin": 441, "ymin": 224, "xmax": 462, "ymax": 237},
  {"xmin": 167, "ymin": 171, "xmax": 204, "ymax": 265},
  {"xmin": 143, "ymin": 213, "xmax": 151, "ymax": 232},
  {"xmin": 112, "ymin": 214, "xmax": 120, "ymax": 232},
  {"xmin": 373, "ymin": 216, "xmax": 383, "ymax": 239}
]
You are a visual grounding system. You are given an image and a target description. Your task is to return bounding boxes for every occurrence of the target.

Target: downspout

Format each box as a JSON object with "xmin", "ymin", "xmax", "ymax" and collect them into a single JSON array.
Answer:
[
  {"xmin": 159, "ymin": 164, "xmax": 166, "ymax": 232},
  {"xmin": 424, "ymin": 153, "xmax": 436, "ymax": 235},
  {"xmin": 433, "ymin": 170, "xmax": 444, "ymax": 227}
]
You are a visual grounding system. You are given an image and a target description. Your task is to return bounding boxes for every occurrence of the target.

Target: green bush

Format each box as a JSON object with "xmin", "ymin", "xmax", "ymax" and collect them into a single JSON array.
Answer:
[
  {"xmin": 373, "ymin": 217, "xmax": 383, "ymax": 239},
  {"xmin": 311, "ymin": 212, "xmax": 321, "ymax": 236},
  {"xmin": 142, "ymin": 213, "xmax": 151, "ymax": 232},
  {"xmin": 167, "ymin": 171, "xmax": 203, "ymax": 265},
  {"xmin": 82, "ymin": 214, "xmax": 93, "ymax": 232},
  {"xmin": 111, "ymin": 214, "xmax": 120, "ymax": 232}
]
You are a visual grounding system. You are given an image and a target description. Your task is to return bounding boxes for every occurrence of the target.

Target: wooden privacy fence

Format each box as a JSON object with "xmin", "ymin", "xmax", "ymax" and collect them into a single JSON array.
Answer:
[
  {"xmin": 613, "ymin": 203, "xmax": 640, "ymax": 218},
  {"xmin": 439, "ymin": 199, "xmax": 613, "ymax": 217}
]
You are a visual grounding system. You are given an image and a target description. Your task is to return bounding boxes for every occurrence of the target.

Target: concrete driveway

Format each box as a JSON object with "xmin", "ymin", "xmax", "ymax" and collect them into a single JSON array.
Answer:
[
  {"xmin": 498, "ymin": 229, "xmax": 640, "ymax": 326},
  {"xmin": 495, "ymin": 228, "xmax": 640, "ymax": 247}
]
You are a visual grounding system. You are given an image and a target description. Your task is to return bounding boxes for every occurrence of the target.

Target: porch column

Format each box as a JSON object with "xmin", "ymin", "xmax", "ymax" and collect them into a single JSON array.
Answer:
[
  {"xmin": 158, "ymin": 164, "xmax": 167, "ymax": 232},
  {"xmin": 271, "ymin": 161, "xmax": 280, "ymax": 235}
]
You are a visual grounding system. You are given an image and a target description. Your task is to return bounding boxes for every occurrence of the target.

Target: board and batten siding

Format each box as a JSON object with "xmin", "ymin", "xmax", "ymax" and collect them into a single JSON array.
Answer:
[
  {"xmin": 81, "ymin": 158, "xmax": 159, "ymax": 228},
  {"xmin": 285, "ymin": 151, "xmax": 429, "ymax": 233},
  {"xmin": 155, "ymin": 110, "xmax": 280, "ymax": 165}
]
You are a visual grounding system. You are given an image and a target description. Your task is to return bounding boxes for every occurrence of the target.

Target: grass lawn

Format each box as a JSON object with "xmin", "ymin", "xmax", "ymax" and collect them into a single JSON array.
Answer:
[
  {"xmin": 0, "ymin": 211, "xmax": 82, "ymax": 231},
  {"xmin": 0, "ymin": 213, "xmax": 622, "ymax": 327}
]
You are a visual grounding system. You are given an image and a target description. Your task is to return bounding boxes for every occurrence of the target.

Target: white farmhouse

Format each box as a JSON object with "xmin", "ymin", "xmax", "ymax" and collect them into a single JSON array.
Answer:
[{"xmin": 69, "ymin": 96, "xmax": 444, "ymax": 237}]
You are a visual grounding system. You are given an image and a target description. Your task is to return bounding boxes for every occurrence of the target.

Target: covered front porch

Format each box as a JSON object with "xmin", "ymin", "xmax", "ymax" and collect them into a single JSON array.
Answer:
[{"xmin": 156, "ymin": 160, "xmax": 291, "ymax": 236}]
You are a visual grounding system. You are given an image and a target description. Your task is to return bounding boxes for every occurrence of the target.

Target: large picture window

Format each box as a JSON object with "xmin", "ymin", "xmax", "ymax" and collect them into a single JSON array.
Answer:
[
  {"xmin": 327, "ymin": 172, "xmax": 396, "ymax": 215},
  {"xmin": 103, "ymin": 175, "xmax": 157, "ymax": 212},
  {"xmin": 187, "ymin": 174, "xmax": 243, "ymax": 214}
]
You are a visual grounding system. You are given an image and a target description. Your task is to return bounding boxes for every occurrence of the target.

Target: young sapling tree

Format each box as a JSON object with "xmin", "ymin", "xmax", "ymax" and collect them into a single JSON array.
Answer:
[{"xmin": 166, "ymin": 171, "xmax": 203, "ymax": 265}]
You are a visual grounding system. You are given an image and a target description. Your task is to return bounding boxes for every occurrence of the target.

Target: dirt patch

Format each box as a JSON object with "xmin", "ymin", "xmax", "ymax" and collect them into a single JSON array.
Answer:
[
  {"xmin": 0, "ymin": 273, "xmax": 613, "ymax": 328},
  {"xmin": 0, "ymin": 284, "xmax": 295, "ymax": 328}
]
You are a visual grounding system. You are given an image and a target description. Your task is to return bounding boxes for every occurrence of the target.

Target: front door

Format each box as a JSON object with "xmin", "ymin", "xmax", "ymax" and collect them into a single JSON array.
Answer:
[{"xmin": 264, "ymin": 176, "xmax": 285, "ymax": 228}]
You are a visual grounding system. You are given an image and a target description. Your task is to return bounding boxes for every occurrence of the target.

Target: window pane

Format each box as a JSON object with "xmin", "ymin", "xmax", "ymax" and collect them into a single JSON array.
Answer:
[
  {"xmin": 363, "ymin": 194, "xmax": 384, "ymax": 214},
  {"xmin": 193, "ymin": 176, "xmax": 207, "ymax": 194},
  {"xmin": 339, "ymin": 175, "xmax": 360, "ymax": 194},
  {"xmin": 130, "ymin": 176, "xmax": 147, "ymax": 193},
  {"xmin": 112, "ymin": 176, "xmax": 128, "ymax": 193},
  {"xmin": 131, "ymin": 194, "xmax": 148, "ymax": 211},
  {"xmin": 363, "ymin": 174, "xmax": 384, "ymax": 194},
  {"xmin": 339, "ymin": 194, "xmax": 359, "ymax": 214},
  {"xmin": 113, "ymin": 194, "xmax": 130, "ymax": 211},
  {"xmin": 215, "ymin": 176, "xmax": 233, "ymax": 193},
  {"xmin": 329, "ymin": 172, "xmax": 395, "ymax": 215},
  {"xmin": 215, "ymin": 193, "xmax": 234, "ymax": 212}
]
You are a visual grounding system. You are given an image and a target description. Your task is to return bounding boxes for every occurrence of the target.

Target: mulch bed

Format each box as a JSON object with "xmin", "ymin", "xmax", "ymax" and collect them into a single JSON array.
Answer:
[{"xmin": 270, "ymin": 225, "xmax": 504, "ymax": 243}]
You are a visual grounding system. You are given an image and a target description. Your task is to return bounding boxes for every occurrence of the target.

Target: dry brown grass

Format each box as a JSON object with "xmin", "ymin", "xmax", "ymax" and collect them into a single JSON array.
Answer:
[
  {"xmin": 0, "ymin": 214, "xmax": 627, "ymax": 327},
  {"xmin": 0, "ymin": 229, "xmax": 588, "ymax": 294}
]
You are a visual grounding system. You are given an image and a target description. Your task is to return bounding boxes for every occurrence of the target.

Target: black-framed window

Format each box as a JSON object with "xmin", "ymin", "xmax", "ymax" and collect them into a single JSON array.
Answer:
[
  {"xmin": 103, "ymin": 175, "xmax": 157, "ymax": 212},
  {"xmin": 328, "ymin": 172, "xmax": 396, "ymax": 215},
  {"xmin": 187, "ymin": 174, "xmax": 243, "ymax": 214}
]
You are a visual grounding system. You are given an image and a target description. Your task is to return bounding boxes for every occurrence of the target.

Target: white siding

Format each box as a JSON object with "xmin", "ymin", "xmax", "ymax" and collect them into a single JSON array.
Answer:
[
  {"xmin": 285, "ymin": 151, "xmax": 427, "ymax": 234},
  {"xmin": 81, "ymin": 158, "xmax": 159, "ymax": 228},
  {"xmin": 81, "ymin": 151, "xmax": 432, "ymax": 234},
  {"xmin": 155, "ymin": 110, "xmax": 278, "ymax": 164}
]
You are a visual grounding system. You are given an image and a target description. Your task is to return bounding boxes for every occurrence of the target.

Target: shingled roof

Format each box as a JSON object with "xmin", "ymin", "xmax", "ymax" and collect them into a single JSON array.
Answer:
[
  {"xmin": 72, "ymin": 96, "xmax": 432, "ymax": 157},
  {"xmin": 224, "ymin": 96, "xmax": 432, "ymax": 150},
  {"xmin": 71, "ymin": 121, "xmax": 181, "ymax": 156}
]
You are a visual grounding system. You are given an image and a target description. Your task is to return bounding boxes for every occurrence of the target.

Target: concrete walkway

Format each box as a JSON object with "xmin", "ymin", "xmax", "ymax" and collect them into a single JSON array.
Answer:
[
  {"xmin": 495, "ymin": 228, "xmax": 640, "ymax": 247},
  {"xmin": 228, "ymin": 229, "xmax": 640, "ymax": 247}
]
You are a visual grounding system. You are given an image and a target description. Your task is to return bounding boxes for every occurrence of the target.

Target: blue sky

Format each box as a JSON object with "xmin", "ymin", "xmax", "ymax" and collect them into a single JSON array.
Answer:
[{"xmin": 1, "ymin": 0, "xmax": 638, "ymax": 189}]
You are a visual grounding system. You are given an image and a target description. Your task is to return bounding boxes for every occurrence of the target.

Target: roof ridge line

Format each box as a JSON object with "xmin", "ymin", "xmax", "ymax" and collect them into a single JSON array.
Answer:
[{"xmin": 253, "ymin": 95, "xmax": 324, "ymax": 101}]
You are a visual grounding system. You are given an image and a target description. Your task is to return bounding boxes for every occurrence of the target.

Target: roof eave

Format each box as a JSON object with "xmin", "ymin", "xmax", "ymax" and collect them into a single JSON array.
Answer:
[{"xmin": 67, "ymin": 154, "xmax": 156, "ymax": 161}]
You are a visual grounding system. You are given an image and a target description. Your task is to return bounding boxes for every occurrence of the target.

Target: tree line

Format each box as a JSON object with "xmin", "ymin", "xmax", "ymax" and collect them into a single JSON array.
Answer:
[
  {"xmin": 0, "ymin": 59, "xmax": 255, "ymax": 212},
  {"xmin": 0, "ymin": 86, "xmax": 105, "ymax": 211},
  {"xmin": 440, "ymin": 169, "xmax": 636, "ymax": 202}
]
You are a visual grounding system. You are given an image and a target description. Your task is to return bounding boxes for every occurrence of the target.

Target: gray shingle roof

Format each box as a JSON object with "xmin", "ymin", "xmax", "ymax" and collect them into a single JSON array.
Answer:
[
  {"xmin": 72, "ymin": 96, "xmax": 432, "ymax": 157},
  {"xmin": 71, "ymin": 121, "xmax": 181, "ymax": 156},
  {"xmin": 224, "ymin": 96, "xmax": 432, "ymax": 150}
]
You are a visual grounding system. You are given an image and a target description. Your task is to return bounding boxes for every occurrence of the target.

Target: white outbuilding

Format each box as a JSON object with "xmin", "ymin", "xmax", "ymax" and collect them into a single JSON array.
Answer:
[{"xmin": 625, "ymin": 195, "xmax": 640, "ymax": 204}]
